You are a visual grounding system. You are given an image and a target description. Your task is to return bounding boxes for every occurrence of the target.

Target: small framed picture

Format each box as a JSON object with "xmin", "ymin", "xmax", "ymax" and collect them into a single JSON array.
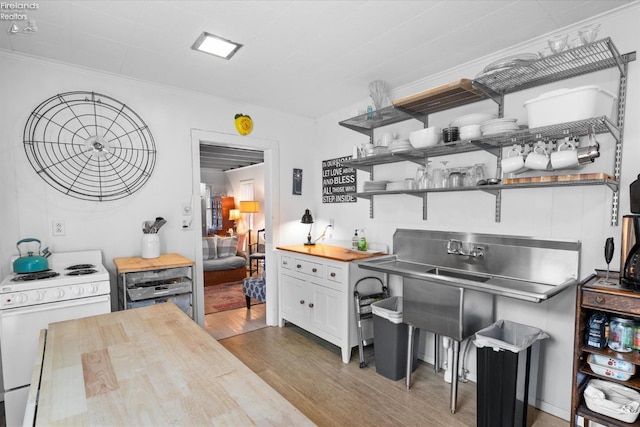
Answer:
[{"xmin": 293, "ymin": 168, "xmax": 302, "ymax": 195}]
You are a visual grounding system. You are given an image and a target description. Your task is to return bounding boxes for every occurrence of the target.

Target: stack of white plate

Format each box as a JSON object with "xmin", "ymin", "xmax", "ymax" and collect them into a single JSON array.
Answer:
[
  {"xmin": 388, "ymin": 139, "xmax": 412, "ymax": 153},
  {"xmin": 449, "ymin": 112, "xmax": 497, "ymax": 128},
  {"xmin": 480, "ymin": 118, "xmax": 520, "ymax": 136},
  {"xmin": 363, "ymin": 181, "xmax": 389, "ymax": 192},
  {"xmin": 386, "ymin": 181, "xmax": 406, "ymax": 191}
]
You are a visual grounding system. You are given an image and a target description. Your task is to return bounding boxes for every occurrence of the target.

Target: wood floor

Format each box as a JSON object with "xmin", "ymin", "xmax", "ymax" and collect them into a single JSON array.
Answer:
[
  {"xmin": 220, "ymin": 324, "xmax": 570, "ymax": 427},
  {"xmin": 204, "ymin": 303, "xmax": 267, "ymax": 340}
]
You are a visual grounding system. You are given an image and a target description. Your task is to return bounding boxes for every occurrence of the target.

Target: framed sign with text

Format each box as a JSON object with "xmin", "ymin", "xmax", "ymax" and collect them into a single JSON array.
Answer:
[{"xmin": 322, "ymin": 156, "xmax": 357, "ymax": 203}]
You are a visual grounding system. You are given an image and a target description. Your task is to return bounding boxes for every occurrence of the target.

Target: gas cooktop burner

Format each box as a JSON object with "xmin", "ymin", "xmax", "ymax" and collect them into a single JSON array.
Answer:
[
  {"xmin": 66, "ymin": 264, "xmax": 96, "ymax": 270},
  {"xmin": 11, "ymin": 271, "xmax": 61, "ymax": 282},
  {"xmin": 66, "ymin": 269, "xmax": 97, "ymax": 276}
]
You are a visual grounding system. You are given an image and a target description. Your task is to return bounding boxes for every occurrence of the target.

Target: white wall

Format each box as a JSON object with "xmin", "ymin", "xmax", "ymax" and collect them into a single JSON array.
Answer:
[
  {"xmin": 0, "ymin": 52, "xmax": 316, "ymax": 324},
  {"xmin": 200, "ymin": 168, "xmax": 227, "ymax": 196},
  {"xmin": 311, "ymin": 4, "xmax": 640, "ymax": 420}
]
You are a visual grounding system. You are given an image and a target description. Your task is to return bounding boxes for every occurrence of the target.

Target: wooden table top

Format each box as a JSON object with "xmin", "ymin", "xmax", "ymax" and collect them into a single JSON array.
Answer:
[
  {"xmin": 34, "ymin": 303, "xmax": 314, "ymax": 426},
  {"xmin": 276, "ymin": 244, "xmax": 386, "ymax": 262},
  {"xmin": 113, "ymin": 253, "xmax": 194, "ymax": 273}
]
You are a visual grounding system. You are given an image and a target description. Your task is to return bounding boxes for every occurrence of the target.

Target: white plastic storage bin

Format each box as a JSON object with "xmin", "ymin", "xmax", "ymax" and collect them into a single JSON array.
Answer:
[{"xmin": 523, "ymin": 85, "xmax": 616, "ymax": 128}]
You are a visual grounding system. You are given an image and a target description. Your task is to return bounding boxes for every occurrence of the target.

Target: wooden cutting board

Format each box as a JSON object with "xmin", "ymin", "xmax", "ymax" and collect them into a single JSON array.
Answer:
[
  {"xmin": 392, "ymin": 79, "xmax": 488, "ymax": 115},
  {"xmin": 503, "ymin": 173, "xmax": 614, "ymax": 184}
]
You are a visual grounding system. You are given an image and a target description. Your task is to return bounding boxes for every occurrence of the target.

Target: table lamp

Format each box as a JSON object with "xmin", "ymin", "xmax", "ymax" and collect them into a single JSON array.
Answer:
[
  {"xmin": 229, "ymin": 209, "xmax": 241, "ymax": 233},
  {"xmin": 301, "ymin": 209, "xmax": 314, "ymax": 245}
]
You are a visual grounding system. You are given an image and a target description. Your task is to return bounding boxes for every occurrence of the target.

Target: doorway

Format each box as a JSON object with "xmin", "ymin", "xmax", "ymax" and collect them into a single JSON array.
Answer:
[{"xmin": 190, "ymin": 129, "xmax": 280, "ymax": 328}]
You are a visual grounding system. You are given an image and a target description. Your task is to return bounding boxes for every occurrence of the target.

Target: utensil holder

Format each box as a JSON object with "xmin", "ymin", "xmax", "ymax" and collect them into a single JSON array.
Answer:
[{"xmin": 141, "ymin": 234, "xmax": 160, "ymax": 259}]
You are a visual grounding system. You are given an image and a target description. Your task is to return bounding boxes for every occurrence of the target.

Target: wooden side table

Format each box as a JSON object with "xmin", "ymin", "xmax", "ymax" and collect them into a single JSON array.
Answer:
[{"xmin": 113, "ymin": 253, "xmax": 195, "ymax": 319}]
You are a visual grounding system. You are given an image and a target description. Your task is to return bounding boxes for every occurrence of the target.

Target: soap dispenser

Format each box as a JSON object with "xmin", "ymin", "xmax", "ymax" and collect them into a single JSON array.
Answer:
[
  {"xmin": 358, "ymin": 229, "xmax": 367, "ymax": 251},
  {"xmin": 352, "ymin": 230, "xmax": 359, "ymax": 250}
]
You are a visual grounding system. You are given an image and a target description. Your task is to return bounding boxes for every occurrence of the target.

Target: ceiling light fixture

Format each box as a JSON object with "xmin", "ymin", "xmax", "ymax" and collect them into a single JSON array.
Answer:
[{"xmin": 191, "ymin": 32, "xmax": 242, "ymax": 60}]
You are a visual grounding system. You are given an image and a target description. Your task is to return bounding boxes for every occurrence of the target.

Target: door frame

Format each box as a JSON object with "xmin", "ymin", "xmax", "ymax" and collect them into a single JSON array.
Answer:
[{"xmin": 190, "ymin": 129, "xmax": 280, "ymax": 327}]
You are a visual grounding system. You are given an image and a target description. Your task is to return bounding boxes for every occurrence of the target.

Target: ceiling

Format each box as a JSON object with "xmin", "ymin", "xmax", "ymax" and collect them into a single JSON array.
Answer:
[
  {"xmin": 200, "ymin": 144, "xmax": 264, "ymax": 171},
  {"xmin": 1, "ymin": 1, "xmax": 633, "ymax": 121}
]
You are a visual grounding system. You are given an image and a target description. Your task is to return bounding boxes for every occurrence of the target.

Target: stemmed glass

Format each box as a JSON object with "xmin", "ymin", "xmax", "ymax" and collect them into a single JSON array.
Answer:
[
  {"xmin": 440, "ymin": 160, "xmax": 450, "ymax": 188},
  {"xmin": 416, "ymin": 161, "xmax": 432, "ymax": 189}
]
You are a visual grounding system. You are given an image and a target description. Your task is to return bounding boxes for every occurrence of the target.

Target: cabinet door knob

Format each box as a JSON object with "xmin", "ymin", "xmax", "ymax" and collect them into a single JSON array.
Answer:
[
  {"xmin": 330, "ymin": 272, "xmax": 336, "ymax": 277},
  {"xmin": 595, "ymin": 295, "xmax": 605, "ymax": 304},
  {"xmin": 308, "ymin": 303, "xmax": 314, "ymax": 308},
  {"xmin": 299, "ymin": 300, "xmax": 305, "ymax": 305},
  {"xmin": 312, "ymin": 268, "xmax": 317, "ymax": 273},
  {"xmin": 296, "ymin": 264, "xmax": 302, "ymax": 269}
]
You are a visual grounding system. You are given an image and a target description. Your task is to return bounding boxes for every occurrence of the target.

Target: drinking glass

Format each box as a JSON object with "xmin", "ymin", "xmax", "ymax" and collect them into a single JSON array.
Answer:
[
  {"xmin": 441, "ymin": 160, "xmax": 450, "ymax": 188},
  {"xmin": 473, "ymin": 164, "xmax": 486, "ymax": 185},
  {"xmin": 432, "ymin": 168, "xmax": 443, "ymax": 189}
]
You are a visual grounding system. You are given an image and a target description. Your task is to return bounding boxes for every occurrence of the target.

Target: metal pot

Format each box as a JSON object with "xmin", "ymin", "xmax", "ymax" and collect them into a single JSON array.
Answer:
[{"xmin": 13, "ymin": 238, "xmax": 49, "ymax": 273}]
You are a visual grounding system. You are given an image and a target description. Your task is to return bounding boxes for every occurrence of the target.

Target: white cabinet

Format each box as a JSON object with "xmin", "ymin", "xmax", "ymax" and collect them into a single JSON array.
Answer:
[{"xmin": 278, "ymin": 250, "xmax": 383, "ymax": 363}]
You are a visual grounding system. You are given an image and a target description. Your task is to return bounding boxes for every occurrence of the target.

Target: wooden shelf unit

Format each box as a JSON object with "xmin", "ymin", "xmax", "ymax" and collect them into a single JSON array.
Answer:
[{"xmin": 571, "ymin": 272, "xmax": 640, "ymax": 426}]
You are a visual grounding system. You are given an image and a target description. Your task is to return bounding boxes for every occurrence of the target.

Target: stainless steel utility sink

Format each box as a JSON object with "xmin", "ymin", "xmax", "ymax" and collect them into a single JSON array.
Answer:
[
  {"xmin": 357, "ymin": 229, "xmax": 581, "ymax": 414},
  {"xmin": 403, "ymin": 276, "xmax": 493, "ymax": 342}
]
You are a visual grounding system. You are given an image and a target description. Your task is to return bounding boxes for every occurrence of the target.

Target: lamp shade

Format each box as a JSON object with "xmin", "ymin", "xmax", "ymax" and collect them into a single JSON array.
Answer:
[
  {"xmin": 240, "ymin": 200, "xmax": 259, "ymax": 213},
  {"xmin": 301, "ymin": 209, "xmax": 314, "ymax": 224},
  {"xmin": 229, "ymin": 209, "xmax": 241, "ymax": 220}
]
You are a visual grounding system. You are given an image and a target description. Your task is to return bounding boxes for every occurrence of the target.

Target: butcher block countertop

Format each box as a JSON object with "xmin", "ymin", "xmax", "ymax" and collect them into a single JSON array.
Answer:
[
  {"xmin": 33, "ymin": 303, "xmax": 314, "ymax": 426},
  {"xmin": 276, "ymin": 244, "xmax": 385, "ymax": 262},
  {"xmin": 113, "ymin": 253, "xmax": 194, "ymax": 273}
]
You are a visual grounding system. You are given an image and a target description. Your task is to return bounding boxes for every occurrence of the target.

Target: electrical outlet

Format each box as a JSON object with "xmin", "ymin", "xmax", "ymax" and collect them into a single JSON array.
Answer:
[
  {"xmin": 182, "ymin": 218, "xmax": 192, "ymax": 230},
  {"xmin": 52, "ymin": 220, "xmax": 65, "ymax": 236}
]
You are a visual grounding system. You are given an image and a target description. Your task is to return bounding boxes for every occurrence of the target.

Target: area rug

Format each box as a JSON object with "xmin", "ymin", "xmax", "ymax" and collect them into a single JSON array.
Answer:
[{"xmin": 204, "ymin": 281, "xmax": 262, "ymax": 314}]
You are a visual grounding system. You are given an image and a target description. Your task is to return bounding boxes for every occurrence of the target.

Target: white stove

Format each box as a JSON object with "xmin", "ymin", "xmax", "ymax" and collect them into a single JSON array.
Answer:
[
  {"xmin": 0, "ymin": 250, "xmax": 111, "ymax": 426},
  {"xmin": 0, "ymin": 250, "xmax": 110, "ymax": 309}
]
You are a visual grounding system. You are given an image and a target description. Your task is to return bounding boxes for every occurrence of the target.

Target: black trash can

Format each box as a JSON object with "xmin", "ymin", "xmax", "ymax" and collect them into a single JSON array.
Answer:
[
  {"xmin": 371, "ymin": 296, "xmax": 418, "ymax": 381},
  {"xmin": 475, "ymin": 320, "xmax": 549, "ymax": 427}
]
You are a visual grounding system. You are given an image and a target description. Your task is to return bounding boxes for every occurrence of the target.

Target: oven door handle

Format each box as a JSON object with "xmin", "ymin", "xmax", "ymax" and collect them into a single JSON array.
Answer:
[{"xmin": 0, "ymin": 295, "xmax": 110, "ymax": 317}]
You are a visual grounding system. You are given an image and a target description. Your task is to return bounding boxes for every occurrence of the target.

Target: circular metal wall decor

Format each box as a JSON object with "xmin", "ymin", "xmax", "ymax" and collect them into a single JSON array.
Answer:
[{"xmin": 23, "ymin": 91, "xmax": 156, "ymax": 201}]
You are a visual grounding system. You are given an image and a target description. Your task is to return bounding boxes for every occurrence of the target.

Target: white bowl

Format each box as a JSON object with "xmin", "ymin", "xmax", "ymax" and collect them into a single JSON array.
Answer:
[
  {"xmin": 459, "ymin": 124, "xmax": 482, "ymax": 140},
  {"xmin": 409, "ymin": 127, "xmax": 441, "ymax": 148}
]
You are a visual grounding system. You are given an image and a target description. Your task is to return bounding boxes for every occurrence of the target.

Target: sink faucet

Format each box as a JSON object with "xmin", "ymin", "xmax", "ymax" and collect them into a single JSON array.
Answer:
[
  {"xmin": 447, "ymin": 239, "xmax": 485, "ymax": 258},
  {"xmin": 469, "ymin": 245, "xmax": 485, "ymax": 257},
  {"xmin": 447, "ymin": 239, "xmax": 463, "ymax": 255}
]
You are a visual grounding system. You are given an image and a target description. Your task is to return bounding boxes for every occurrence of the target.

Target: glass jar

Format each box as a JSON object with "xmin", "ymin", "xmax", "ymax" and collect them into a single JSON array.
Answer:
[{"xmin": 609, "ymin": 317, "xmax": 634, "ymax": 352}]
